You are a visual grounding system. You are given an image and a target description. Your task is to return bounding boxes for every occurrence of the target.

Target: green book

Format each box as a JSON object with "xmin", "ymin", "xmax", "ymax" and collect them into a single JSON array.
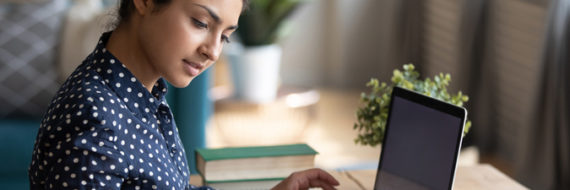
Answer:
[
  {"xmin": 206, "ymin": 178, "xmax": 285, "ymax": 190},
  {"xmin": 196, "ymin": 144, "xmax": 317, "ymax": 161},
  {"xmin": 195, "ymin": 144, "xmax": 318, "ymax": 183}
]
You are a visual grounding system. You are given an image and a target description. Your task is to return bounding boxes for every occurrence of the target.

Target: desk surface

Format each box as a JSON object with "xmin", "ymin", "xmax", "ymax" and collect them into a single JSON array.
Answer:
[
  {"xmin": 328, "ymin": 164, "xmax": 527, "ymax": 190},
  {"xmin": 190, "ymin": 164, "xmax": 527, "ymax": 190}
]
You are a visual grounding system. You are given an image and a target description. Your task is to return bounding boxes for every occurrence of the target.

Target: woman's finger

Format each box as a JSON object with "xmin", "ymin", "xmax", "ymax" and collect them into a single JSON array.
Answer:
[
  {"xmin": 305, "ymin": 168, "xmax": 340, "ymax": 186},
  {"xmin": 309, "ymin": 179, "xmax": 337, "ymax": 190},
  {"xmin": 317, "ymin": 169, "xmax": 340, "ymax": 186}
]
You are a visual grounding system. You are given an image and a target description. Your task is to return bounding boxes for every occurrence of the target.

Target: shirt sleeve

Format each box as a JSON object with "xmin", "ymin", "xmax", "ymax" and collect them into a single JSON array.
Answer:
[{"xmin": 41, "ymin": 110, "xmax": 130, "ymax": 189}]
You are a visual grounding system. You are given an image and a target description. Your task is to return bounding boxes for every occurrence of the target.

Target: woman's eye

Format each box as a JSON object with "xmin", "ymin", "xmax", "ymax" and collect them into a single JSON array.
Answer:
[
  {"xmin": 221, "ymin": 35, "xmax": 231, "ymax": 43},
  {"xmin": 192, "ymin": 18, "xmax": 207, "ymax": 29}
]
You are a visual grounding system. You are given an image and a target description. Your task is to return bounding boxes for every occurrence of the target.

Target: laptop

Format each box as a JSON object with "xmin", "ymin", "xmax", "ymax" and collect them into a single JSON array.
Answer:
[{"xmin": 374, "ymin": 86, "xmax": 467, "ymax": 190}]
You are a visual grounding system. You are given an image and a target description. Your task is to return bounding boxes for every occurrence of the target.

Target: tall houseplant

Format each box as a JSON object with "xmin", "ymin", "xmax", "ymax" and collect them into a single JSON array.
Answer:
[
  {"xmin": 237, "ymin": 0, "xmax": 303, "ymax": 46},
  {"xmin": 226, "ymin": 0, "xmax": 304, "ymax": 103},
  {"xmin": 353, "ymin": 64, "xmax": 472, "ymax": 147}
]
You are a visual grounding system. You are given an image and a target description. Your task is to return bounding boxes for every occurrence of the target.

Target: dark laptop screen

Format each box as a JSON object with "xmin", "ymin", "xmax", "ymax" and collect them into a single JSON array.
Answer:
[{"xmin": 375, "ymin": 93, "xmax": 464, "ymax": 190}]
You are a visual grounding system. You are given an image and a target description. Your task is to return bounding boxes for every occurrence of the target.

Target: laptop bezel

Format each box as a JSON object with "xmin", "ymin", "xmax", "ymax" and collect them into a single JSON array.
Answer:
[{"xmin": 373, "ymin": 86, "xmax": 467, "ymax": 190}]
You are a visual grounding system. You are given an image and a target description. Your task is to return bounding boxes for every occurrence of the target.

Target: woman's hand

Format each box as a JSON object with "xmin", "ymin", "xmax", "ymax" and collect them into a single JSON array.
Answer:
[{"xmin": 272, "ymin": 168, "xmax": 340, "ymax": 190}]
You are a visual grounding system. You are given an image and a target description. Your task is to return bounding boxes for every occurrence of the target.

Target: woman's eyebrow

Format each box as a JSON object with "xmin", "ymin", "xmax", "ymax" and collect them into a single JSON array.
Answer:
[
  {"xmin": 191, "ymin": 3, "xmax": 238, "ymax": 30},
  {"xmin": 192, "ymin": 3, "xmax": 221, "ymax": 23}
]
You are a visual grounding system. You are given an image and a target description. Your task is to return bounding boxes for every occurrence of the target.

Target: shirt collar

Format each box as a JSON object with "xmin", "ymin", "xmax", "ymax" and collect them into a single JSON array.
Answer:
[{"xmin": 89, "ymin": 31, "xmax": 168, "ymax": 117}]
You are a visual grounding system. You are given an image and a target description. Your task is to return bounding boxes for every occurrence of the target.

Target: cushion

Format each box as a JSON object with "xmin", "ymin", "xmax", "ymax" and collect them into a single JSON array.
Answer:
[
  {"xmin": 58, "ymin": 0, "xmax": 107, "ymax": 81},
  {"xmin": 0, "ymin": 0, "xmax": 67, "ymax": 118},
  {"xmin": 0, "ymin": 0, "xmax": 49, "ymax": 3},
  {"xmin": 0, "ymin": 119, "xmax": 40, "ymax": 190},
  {"xmin": 0, "ymin": 119, "xmax": 39, "ymax": 174}
]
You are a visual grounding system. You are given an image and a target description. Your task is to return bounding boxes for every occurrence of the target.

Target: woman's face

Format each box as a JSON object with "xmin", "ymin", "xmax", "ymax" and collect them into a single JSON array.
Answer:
[{"xmin": 137, "ymin": 0, "xmax": 242, "ymax": 87}]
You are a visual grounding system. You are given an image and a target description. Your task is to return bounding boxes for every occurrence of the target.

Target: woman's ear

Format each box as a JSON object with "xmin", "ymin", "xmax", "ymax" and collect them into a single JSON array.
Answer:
[{"xmin": 132, "ymin": 0, "xmax": 154, "ymax": 16}]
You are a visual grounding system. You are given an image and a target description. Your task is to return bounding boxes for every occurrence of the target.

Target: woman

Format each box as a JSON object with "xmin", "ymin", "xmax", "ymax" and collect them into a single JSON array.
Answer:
[{"xmin": 28, "ymin": 0, "xmax": 339, "ymax": 189}]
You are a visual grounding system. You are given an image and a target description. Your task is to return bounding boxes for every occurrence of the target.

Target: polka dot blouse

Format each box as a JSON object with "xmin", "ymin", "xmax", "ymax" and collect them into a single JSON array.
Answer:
[{"xmin": 29, "ymin": 32, "xmax": 212, "ymax": 190}]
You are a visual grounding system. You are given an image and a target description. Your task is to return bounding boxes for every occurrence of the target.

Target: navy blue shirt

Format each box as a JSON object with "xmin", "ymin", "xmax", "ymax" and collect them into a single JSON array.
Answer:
[{"xmin": 29, "ymin": 32, "xmax": 211, "ymax": 190}]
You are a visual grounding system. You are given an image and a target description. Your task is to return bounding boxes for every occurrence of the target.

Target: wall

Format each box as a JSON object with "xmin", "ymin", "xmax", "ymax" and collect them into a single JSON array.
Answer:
[{"xmin": 280, "ymin": 0, "xmax": 400, "ymax": 89}]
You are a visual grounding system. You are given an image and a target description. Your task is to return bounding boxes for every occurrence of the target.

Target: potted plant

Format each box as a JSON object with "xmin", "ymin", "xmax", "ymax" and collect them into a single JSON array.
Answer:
[
  {"xmin": 225, "ymin": 0, "xmax": 305, "ymax": 103},
  {"xmin": 353, "ymin": 64, "xmax": 473, "ymax": 147}
]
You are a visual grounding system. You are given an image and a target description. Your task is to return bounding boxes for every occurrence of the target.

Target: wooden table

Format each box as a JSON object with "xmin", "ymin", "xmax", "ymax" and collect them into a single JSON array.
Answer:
[
  {"xmin": 190, "ymin": 164, "xmax": 527, "ymax": 189},
  {"xmin": 327, "ymin": 164, "xmax": 527, "ymax": 190}
]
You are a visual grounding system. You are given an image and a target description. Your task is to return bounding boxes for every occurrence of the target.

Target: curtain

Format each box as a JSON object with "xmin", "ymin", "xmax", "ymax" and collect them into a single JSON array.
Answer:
[
  {"xmin": 394, "ymin": 0, "xmax": 569, "ymax": 189},
  {"xmin": 458, "ymin": 0, "xmax": 491, "ymax": 150},
  {"xmin": 516, "ymin": 0, "xmax": 570, "ymax": 189},
  {"xmin": 392, "ymin": 0, "xmax": 424, "ymax": 67}
]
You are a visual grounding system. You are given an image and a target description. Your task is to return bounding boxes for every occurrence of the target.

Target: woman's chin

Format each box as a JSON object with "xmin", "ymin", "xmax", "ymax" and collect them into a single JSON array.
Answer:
[{"xmin": 166, "ymin": 77, "xmax": 193, "ymax": 88}]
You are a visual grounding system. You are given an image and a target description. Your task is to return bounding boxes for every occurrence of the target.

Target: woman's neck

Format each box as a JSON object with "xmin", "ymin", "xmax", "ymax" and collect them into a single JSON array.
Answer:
[{"xmin": 106, "ymin": 23, "xmax": 159, "ymax": 93}]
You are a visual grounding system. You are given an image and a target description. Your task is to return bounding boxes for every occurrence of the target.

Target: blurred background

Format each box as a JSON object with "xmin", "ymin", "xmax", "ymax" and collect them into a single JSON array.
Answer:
[{"xmin": 0, "ymin": 0, "xmax": 568, "ymax": 189}]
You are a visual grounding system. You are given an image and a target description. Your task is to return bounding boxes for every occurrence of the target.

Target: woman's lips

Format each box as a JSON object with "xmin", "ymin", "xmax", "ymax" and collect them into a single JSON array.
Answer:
[{"xmin": 183, "ymin": 59, "xmax": 203, "ymax": 76}]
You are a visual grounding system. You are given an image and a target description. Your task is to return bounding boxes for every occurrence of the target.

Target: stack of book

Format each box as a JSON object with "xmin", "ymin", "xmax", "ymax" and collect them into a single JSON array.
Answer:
[{"xmin": 195, "ymin": 144, "xmax": 318, "ymax": 190}]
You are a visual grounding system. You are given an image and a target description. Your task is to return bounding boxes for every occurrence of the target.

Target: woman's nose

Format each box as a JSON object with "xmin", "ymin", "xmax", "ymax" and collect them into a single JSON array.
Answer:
[{"xmin": 199, "ymin": 36, "xmax": 221, "ymax": 62}]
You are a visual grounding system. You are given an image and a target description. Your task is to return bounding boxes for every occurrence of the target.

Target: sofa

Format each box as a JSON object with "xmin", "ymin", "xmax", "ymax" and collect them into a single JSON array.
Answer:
[{"xmin": 0, "ymin": 0, "xmax": 211, "ymax": 188}]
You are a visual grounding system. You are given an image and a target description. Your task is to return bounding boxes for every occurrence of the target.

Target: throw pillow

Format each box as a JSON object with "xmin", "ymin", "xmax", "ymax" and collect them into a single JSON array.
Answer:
[
  {"xmin": 58, "ymin": 0, "xmax": 107, "ymax": 82},
  {"xmin": 0, "ymin": 0, "xmax": 68, "ymax": 118}
]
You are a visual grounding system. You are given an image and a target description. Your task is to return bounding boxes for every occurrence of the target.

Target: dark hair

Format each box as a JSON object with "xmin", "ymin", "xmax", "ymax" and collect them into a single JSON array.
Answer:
[{"xmin": 117, "ymin": 0, "xmax": 249, "ymax": 24}]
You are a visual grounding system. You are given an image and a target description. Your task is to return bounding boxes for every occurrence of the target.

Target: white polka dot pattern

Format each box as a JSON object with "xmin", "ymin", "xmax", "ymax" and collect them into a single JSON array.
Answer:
[{"xmin": 28, "ymin": 32, "xmax": 213, "ymax": 190}]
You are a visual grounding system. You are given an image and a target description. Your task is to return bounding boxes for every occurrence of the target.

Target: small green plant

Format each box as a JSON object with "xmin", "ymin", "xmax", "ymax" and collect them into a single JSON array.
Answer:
[{"xmin": 353, "ymin": 64, "xmax": 472, "ymax": 147}]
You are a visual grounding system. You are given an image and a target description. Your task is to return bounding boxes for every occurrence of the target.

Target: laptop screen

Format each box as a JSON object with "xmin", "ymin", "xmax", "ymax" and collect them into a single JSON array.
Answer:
[{"xmin": 374, "ymin": 87, "xmax": 466, "ymax": 190}]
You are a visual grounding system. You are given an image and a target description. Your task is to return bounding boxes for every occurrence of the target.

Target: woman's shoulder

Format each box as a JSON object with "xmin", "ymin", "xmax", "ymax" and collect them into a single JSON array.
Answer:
[
  {"xmin": 38, "ymin": 75, "xmax": 129, "ymax": 152},
  {"xmin": 42, "ymin": 65, "xmax": 127, "ymax": 127}
]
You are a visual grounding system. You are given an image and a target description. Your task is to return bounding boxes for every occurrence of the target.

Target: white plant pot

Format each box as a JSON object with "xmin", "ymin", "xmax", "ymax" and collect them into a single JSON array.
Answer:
[{"xmin": 228, "ymin": 44, "xmax": 282, "ymax": 103}]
